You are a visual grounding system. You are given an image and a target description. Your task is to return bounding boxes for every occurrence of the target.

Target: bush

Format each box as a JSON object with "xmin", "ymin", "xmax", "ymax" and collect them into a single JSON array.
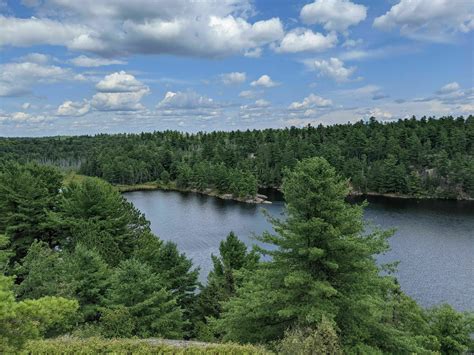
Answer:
[
  {"xmin": 277, "ymin": 318, "xmax": 342, "ymax": 355},
  {"xmin": 23, "ymin": 337, "xmax": 270, "ymax": 354}
]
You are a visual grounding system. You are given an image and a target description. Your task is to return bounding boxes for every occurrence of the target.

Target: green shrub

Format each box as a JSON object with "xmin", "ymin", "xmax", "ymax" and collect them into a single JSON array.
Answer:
[
  {"xmin": 23, "ymin": 337, "xmax": 270, "ymax": 354},
  {"xmin": 277, "ymin": 318, "xmax": 342, "ymax": 355}
]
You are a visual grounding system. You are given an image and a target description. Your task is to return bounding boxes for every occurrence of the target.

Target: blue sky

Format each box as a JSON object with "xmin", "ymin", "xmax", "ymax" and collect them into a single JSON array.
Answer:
[{"xmin": 0, "ymin": 0, "xmax": 473, "ymax": 136}]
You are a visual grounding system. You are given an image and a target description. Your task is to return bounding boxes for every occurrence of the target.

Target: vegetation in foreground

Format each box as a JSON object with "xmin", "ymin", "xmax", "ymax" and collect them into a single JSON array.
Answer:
[
  {"xmin": 0, "ymin": 158, "xmax": 472, "ymax": 353},
  {"xmin": 1, "ymin": 116, "xmax": 473, "ymax": 200}
]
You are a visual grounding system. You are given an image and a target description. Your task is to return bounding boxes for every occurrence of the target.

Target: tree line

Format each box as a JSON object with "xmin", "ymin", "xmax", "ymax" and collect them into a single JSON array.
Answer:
[
  {"xmin": 1, "ymin": 115, "xmax": 473, "ymax": 199},
  {"xmin": 0, "ymin": 160, "xmax": 472, "ymax": 353}
]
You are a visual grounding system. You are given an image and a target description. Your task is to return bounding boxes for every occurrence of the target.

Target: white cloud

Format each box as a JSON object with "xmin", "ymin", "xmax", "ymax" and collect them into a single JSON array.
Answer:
[
  {"xmin": 300, "ymin": 0, "xmax": 367, "ymax": 32},
  {"xmin": 0, "ymin": 111, "xmax": 51, "ymax": 123},
  {"xmin": 0, "ymin": 1, "xmax": 285, "ymax": 58},
  {"xmin": 255, "ymin": 99, "xmax": 271, "ymax": 107},
  {"xmin": 337, "ymin": 85, "xmax": 388, "ymax": 100},
  {"xmin": 91, "ymin": 71, "xmax": 149, "ymax": 111},
  {"xmin": 91, "ymin": 91, "xmax": 148, "ymax": 111},
  {"xmin": 373, "ymin": 0, "xmax": 474, "ymax": 42},
  {"xmin": 19, "ymin": 52, "xmax": 50, "ymax": 64},
  {"xmin": 57, "ymin": 100, "xmax": 91, "ymax": 116},
  {"xmin": 239, "ymin": 90, "xmax": 259, "ymax": 99},
  {"xmin": 96, "ymin": 71, "xmax": 147, "ymax": 93},
  {"xmin": 275, "ymin": 28, "xmax": 337, "ymax": 53},
  {"xmin": 437, "ymin": 82, "xmax": 460, "ymax": 94},
  {"xmin": 342, "ymin": 38, "xmax": 363, "ymax": 48},
  {"xmin": 0, "ymin": 59, "xmax": 83, "ymax": 96},
  {"xmin": 157, "ymin": 91, "xmax": 216, "ymax": 109},
  {"xmin": 288, "ymin": 93, "xmax": 332, "ymax": 110},
  {"xmin": 312, "ymin": 57, "xmax": 356, "ymax": 82},
  {"xmin": 220, "ymin": 72, "xmax": 247, "ymax": 85},
  {"xmin": 0, "ymin": 16, "xmax": 88, "ymax": 47},
  {"xmin": 21, "ymin": 102, "xmax": 31, "ymax": 110},
  {"xmin": 362, "ymin": 107, "xmax": 394, "ymax": 120},
  {"xmin": 244, "ymin": 47, "xmax": 262, "ymax": 58},
  {"xmin": 70, "ymin": 55, "xmax": 126, "ymax": 67},
  {"xmin": 251, "ymin": 75, "xmax": 279, "ymax": 88},
  {"xmin": 53, "ymin": 71, "xmax": 149, "ymax": 113}
]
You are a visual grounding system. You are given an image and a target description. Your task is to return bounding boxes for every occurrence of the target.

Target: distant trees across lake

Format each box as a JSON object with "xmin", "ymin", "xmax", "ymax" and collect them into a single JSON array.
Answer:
[{"xmin": 1, "ymin": 115, "xmax": 473, "ymax": 199}]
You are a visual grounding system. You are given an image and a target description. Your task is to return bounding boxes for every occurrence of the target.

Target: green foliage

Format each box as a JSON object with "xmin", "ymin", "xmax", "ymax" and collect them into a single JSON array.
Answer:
[
  {"xmin": 24, "ymin": 337, "xmax": 270, "ymax": 354},
  {"xmin": 15, "ymin": 240, "xmax": 67, "ymax": 300},
  {"xmin": 103, "ymin": 258, "xmax": 184, "ymax": 339},
  {"xmin": 198, "ymin": 232, "xmax": 258, "ymax": 320},
  {"xmin": 0, "ymin": 275, "xmax": 78, "ymax": 351},
  {"xmin": 133, "ymin": 234, "xmax": 199, "ymax": 337},
  {"xmin": 0, "ymin": 234, "xmax": 12, "ymax": 273},
  {"xmin": 215, "ymin": 157, "xmax": 473, "ymax": 353},
  {"xmin": 63, "ymin": 244, "xmax": 110, "ymax": 322},
  {"xmin": 196, "ymin": 232, "xmax": 258, "ymax": 340},
  {"xmin": 0, "ymin": 162, "xmax": 62, "ymax": 263},
  {"xmin": 53, "ymin": 177, "xmax": 150, "ymax": 265},
  {"xmin": 2, "ymin": 116, "xmax": 472, "ymax": 199},
  {"xmin": 426, "ymin": 304, "xmax": 474, "ymax": 354},
  {"xmin": 277, "ymin": 318, "xmax": 342, "ymax": 355}
]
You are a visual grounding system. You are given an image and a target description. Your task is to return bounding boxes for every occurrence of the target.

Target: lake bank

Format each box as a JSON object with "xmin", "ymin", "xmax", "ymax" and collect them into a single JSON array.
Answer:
[{"xmin": 115, "ymin": 181, "xmax": 473, "ymax": 203}]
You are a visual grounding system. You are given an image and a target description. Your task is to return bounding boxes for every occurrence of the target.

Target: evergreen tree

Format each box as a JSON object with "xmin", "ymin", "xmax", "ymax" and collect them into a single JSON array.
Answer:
[
  {"xmin": 53, "ymin": 177, "xmax": 149, "ymax": 265},
  {"xmin": 0, "ymin": 163, "xmax": 62, "ymax": 263},
  {"xmin": 198, "ymin": 232, "xmax": 258, "ymax": 321},
  {"xmin": 104, "ymin": 258, "xmax": 184, "ymax": 338},
  {"xmin": 64, "ymin": 244, "xmax": 110, "ymax": 322},
  {"xmin": 216, "ymin": 158, "xmax": 429, "ymax": 352}
]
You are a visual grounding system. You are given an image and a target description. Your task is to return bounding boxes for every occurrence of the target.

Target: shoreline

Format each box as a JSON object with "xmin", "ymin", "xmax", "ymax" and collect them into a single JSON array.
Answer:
[
  {"xmin": 116, "ymin": 182, "xmax": 473, "ymax": 203},
  {"xmin": 117, "ymin": 182, "xmax": 272, "ymax": 204}
]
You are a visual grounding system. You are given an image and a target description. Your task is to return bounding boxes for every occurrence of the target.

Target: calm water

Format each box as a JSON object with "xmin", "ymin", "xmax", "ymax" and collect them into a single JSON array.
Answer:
[{"xmin": 124, "ymin": 190, "xmax": 474, "ymax": 311}]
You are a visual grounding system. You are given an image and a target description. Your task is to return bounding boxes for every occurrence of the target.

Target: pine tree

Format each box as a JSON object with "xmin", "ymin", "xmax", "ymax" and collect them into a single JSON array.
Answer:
[
  {"xmin": 104, "ymin": 258, "xmax": 184, "ymax": 339},
  {"xmin": 216, "ymin": 158, "xmax": 424, "ymax": 352},
  {"xmin": 64, "ymin": 244, "xmax": 110, "ymax": 322},
  {"xmin": 0, "ymin": 163, "xmax": 62, "ymax": 263}
]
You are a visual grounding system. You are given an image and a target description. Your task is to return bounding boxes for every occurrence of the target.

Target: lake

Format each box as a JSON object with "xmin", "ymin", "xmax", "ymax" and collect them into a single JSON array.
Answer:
[{"xmin": 124, "ymin": 190, "xmax": 474, "ymax": 311}]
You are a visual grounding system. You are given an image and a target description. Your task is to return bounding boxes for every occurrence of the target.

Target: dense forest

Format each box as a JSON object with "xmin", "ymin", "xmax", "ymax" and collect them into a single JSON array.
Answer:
[
  {"xmin": 0, "ymin": 159, "xmax": 472, "ymax": 353},
  {"xmin": 1, "ymin": 116, "xmax": 473, "ymax": 200}
]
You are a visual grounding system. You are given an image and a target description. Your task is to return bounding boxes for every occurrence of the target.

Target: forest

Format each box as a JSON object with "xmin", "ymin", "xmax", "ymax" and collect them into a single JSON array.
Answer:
[
  {"xmin": 0, "ymin": 158, "xmax": 473, "ymax": 353},
  {"xmin": 1, "ymin": 116, "xmax": 473, "ymax": 200}
]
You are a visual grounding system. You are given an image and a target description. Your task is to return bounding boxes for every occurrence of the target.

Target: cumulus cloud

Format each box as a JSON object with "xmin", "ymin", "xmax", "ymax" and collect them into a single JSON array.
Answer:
[
  {"xmin": 70, "ymin": 55, "xmax": 126, "ymax": 67},
  {"xmin": 373, "ymin": 0, "xmax": 474, "ymax": 42},
  {"xmin": 57, "ymin": 100, "xmax": 91, "ymax": 116},
  {"xmin": 244, "ymin": 47, "xmax": 262, "ymax": 58},
  {"xmin": 0, "ymin": 1, "xmax": 285, "ymax": 58},
  {"xmin": 275, "ymin": 28, "xmax": 337, "ymax": 53},
  {"xmin": 220, "ymin": 72, "xmax": 247, "ymax": 85},
  {"xmin": 157, "ymin": 91, "xmax": 216, "ymax": 109},
  {"xmin": 251, "ymin": 75, "xmax": 279, "ymax": 88},
  {"xmin": 91, "ymin": 72, "xmax": 149, "ymax": 111},
  {"xmin": 311, "ymin": 57, "xmax": 356, "ymax": 82},
  {"xmin": 288, "ymin": 94, "xmax": 332, "ymax": 110},
  {"xmin": 0, "ymin": 16, "xmax": 87, "ymax": 47},
  {"xmin": 96, "ymin": 71, "xmax": 147, "ymax": 93},
  {"xmin": 0, "ymin": 58, "xmax": 83, "ymax": 97},
  {"xmin": 56, "ymin": 71, "xmax": 149, "ymax": 114},
  {"xmin": 437, "ymin": 82, "xmax": 460, "ymax": 94},
  {"xmin": 0, "ymin": 111, "xmax": 51, "ymax": 123},
  {"xmin": 300, "ymin": 0, "xmax": 367, "ymax": 32}
]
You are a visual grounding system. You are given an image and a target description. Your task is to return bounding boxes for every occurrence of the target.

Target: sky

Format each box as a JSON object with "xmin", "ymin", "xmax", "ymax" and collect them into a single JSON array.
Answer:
[{"xmin": 0, "ymin": 0, "xmax": 473, "ymax": 137}]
